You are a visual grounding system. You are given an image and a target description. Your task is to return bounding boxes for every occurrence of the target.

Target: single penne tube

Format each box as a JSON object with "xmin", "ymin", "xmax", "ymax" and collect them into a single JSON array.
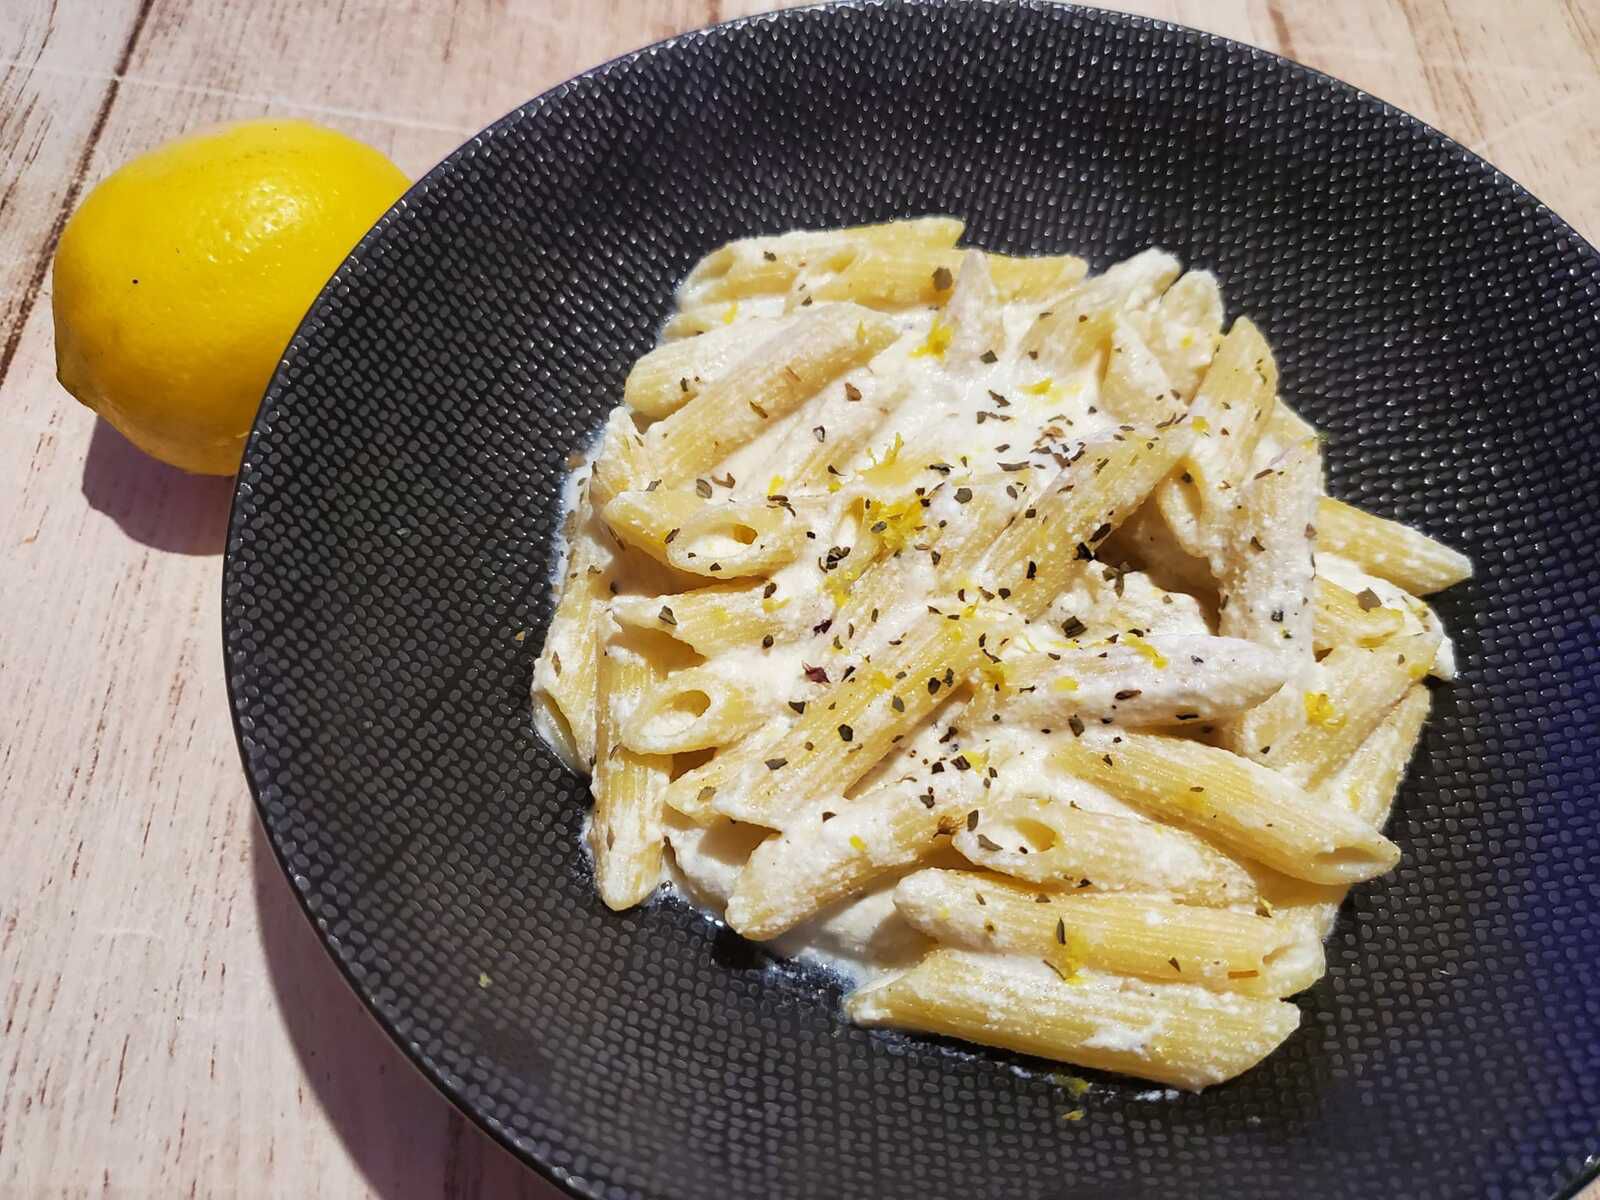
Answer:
[
  {"xmin": 977, "ymin": 423, "xmax": 1196, "ymax": 617},
  {"xmin": 1261, "ymin": 393, "xmax": 1318, "ymax": 446},
  {"xmin": 1053, "ymin": 731, "xmax": 1402, "ymax": 884},
  {"xmin": 1314, "ymin": 496, "xmax": 1473, "ymax": 595},
  {"xmin": 1097, "ymin": 314, "xmax": 1184, "ymax": 426},
  {"xmin": 893, "ymin": 869, "xmax": 1302, "ymax": 994},
  {"xmin": 1216, "ymin": 438, "xmax": 1322, "ymax": 658},
  {"xmin": 1068, "ymin": 247, "xmax": 1182, "ymax": 313},
  {"xmin": 531, "ymin": 525, "xmax": 609, "ymax": 769},
  {"xmin": 813, "ymin": 247, "xmax": 1087, "ymax": 310},
  {"xmin": 610, "ymin": 582, "xmax": 811, "ymax": 656},
  {"xmin": 943, "ymin": 251, "xmax": 1005, "ymax": 364},
  {"xmin": 682, "ymin": 216, "xmax": 966, "ymax": 303},
  {"xmin": 1248, "ymin": 864, "xmax": 1349, "ymax": 941},
  {"xmin": 589, "ymin": 624, "xmax": 674, "ymax": 909},
  {"xmin": 601, "ymin": 488, "xmax": 817, "ymax": 578},
  {"xmin": 622, "ymin": 315, "xmax": 794, "ymax": 419},
  {"xmin": 712, "ymin": 613, "xmax": 981, "ymax": 827},
  {"xmin": 750, "ymin": 370, "xmax": 907, "ymax": 492},
  {"xmin": 660, "ymin": 747, "xmax": 746, "ymax": 825},
  {"xmin": 844, "ymin": 949, "xmax": 1300, "ymax": 1090},
  {"xmin": 644, "ymin": 305, "xmax": 898, "ymax": 482},
  {"xmin": 620, "ymin": 665, "xmax": 769, "ymax": 755},
  {"xmin": 1014, "ymin": 249, "xmax": 1180, "ymax": 367},
  {"xmin": 1154, "ymin": 318, "xmax": 1278, "ymax": 560},
  {"xmin": 660, "ymin": 304, "xmax": 741, "ymax": 340},
  {"xmin": 1243, "ymin": 630, "xmax": 1440, "ymax": 786},
  {"xmin": 724, "ymin": 770, "xmax": 983, "ymax": 940},
  {"xmin": 985, "ymin": 252, "xmax": 1091, "ymax": 302},
  {"xmin": 1130, "ymin": 269, "xmax": 1225, "ymax": 402},
  {"xmin": 1016, "ymin": 304, "xmax": 1114, "ymax": 375},
  {"xmin": 1313, "ymin": 576, "xmax": 1407, "ymax": 650},
  {"xmin": 949, "ymin": 792, "xmax": 1258, "ymax": 905},
  {"xmin": 986, "ymin": 633, "xmax": 1293, "ymax": 727},
  {"xmin": 587, "ymin": 408, "xmax": 650, "ymax": 509},
  {"xmin": 809, "ymin": 248, "xmax": 962, "ymax": 309},
  {"xmin": 1316, "ymin": 682, "xmax": 1431, "ymax": 827}
]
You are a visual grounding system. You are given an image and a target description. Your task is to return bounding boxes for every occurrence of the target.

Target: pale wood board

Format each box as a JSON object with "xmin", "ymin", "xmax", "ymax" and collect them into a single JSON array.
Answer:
[{"xmin": 0, "ymin": 1, "xmax": 1595, "ymax": 1196}]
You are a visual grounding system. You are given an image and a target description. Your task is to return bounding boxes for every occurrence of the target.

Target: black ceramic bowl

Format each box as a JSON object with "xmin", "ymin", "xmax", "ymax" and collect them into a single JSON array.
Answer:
[{"xmin": 223, "ymin": 4, "xmax": 1600, "ymax": 1197}]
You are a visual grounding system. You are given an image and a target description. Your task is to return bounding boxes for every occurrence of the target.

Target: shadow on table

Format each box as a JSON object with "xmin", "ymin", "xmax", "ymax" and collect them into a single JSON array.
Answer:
[
  {"xmin": 80, "ymin": 417, "xmax": 234, "ymax": 555},
  {"xmin": 251, "ymin": 820, "xmax": 563, "ymax": 1199}
]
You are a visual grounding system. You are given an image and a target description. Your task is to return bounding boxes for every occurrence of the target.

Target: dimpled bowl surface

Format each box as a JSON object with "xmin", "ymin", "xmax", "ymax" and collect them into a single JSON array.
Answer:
[{"xmin": 222, "ymin": 3, "xmax": 1600, "ymax": 1197}]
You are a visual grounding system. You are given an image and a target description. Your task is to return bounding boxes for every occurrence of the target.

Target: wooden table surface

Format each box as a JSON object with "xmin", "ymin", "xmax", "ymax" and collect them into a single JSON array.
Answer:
[{"xmin": 2, "ymin": 1, "xmax": 1596, "ymax": 1196}]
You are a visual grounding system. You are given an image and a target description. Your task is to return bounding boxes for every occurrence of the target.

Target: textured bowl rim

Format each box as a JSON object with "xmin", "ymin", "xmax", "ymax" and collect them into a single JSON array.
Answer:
[{"xmin": 221, "ymin": 3, "xmax": 1600, "ymax": 1197}]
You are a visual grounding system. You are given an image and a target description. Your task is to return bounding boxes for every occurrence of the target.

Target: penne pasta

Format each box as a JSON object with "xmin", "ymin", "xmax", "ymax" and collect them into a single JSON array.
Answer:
[
  {"xmin": 1154, "ymin": 318, "xmax": 1279, "ymax": 562},
  {"xmin": 1129, "ymin": 269, "xmax": 1224, "ymax": 402},
  {"xmin": 893, "ymin": 870, "xmax": 1305, "ymax": 995},
  {"xmin": 983, "ymin": 633, "xmax": 1293, "ymax": 728},
  {"xmin": 812, "ymin": 247, "xmax": 1087, "ymax": 310},
  {"xmin": 845, "ymin": 949, "xmax": 1301, "ymax": 1090},
  {"xmin": 709, "ymin": 613, "xmax": 979, "ymax": 828},
  {"xmin": 1053, "ymin": 731, "xmax": 1402, "ymax": 884},
  {"xmin": 1313, "ymin": 577, "xmax": 1408, "ymax": 650},
  {"xmin": 1234, "ymin": 630, "xmax": 1440, "ymax": 786},
  {"xmin": 531, "ymin": 523, "xmax": 609, "ymax": 769},
  {"xmin": 942, "ymin": 251, "xmax": 1006, "ymax": 365},
  {"xmin": 621, "ymin": 665, "xmax": 768, "ymax": 755},
  {"xmin": 588, "ymin": 408, "xmax": 651, "ymax": 509},
  {"xmin": 1098, "ymin": 314, "xmax": 1184, "ymax": 426},
  {"xmin": 644, "ymin": 305, "xmax": 898, "ymax": 483},
  {"xmin": 602, "ymin": 488, "xmax": 819, "ymax": 578},
  {"xmin": 683, "ymin": 216, "xmax": 966, "ymax": 304},
  {"xmin": 948, "ymin": 792, "xmax": 1259, "ymax": 906},
  {"xmin": 589, "ymin": 623, "xmax": 674, "ymax": 909},
  {"xmin": 1318, "ymin": 682, "xmax": 1431, "ymax": 827},
  {"xmin": 609, "ymin": 582, "xmax": 809, "ymax": 656},
  {"xmin": 1215, "ymin": 438, "xmax": 1322, "ymax": 661},
  {"xmin": 1314, "ymin": 496, "xmax": 1473, "ymax": 595},
  {"xmin": 622, "ymin": 315, "xmax": 795, "ymax": 419},
  {"xmin": 724, "ymin": 771, "xmax": 981, "ymax": 940},
  {"xmin": 978, "ymin": 424, "xmax": 1196, "ymax": 617},
  {"xmin": 532, "ymin": 223, "xmax": 1473, "ymax": 1088}
]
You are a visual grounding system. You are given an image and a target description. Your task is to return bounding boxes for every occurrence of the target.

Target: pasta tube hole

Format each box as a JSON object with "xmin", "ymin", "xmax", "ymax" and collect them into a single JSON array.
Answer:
[{"xmin": 997, "ymin": 817, "xmax": 1058, "ymax": 854}]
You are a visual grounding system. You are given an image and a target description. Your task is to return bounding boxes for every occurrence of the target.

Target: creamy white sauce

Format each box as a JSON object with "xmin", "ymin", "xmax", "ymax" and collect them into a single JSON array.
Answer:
[{"xmin": 530, "ymin": 239, "xmax": 1464, "ymax": 1062}]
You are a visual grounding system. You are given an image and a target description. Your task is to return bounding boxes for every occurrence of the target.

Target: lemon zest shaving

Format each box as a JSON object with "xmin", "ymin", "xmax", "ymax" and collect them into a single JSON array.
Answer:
[
  {"xmin": 1022, "ymin": 376, "xmax": 1055, "ymax": 396},
  {"xmin": 1123, "ymin": 633, "xmax": 1168, "ymax": 669},
  {"xmin": 721, "ymin": 302, "xmax": 739, "ymax": 325},
  {"xmin": 1303, "ymin": 691, "xmax": 1344, "ymax": 728},
  {"xmin": 849, "ymin": 835, "xmax": 868, "ymax": 853},
  {"xmin": 910, "ymin": 319, "xmax": 953, "ymax": 360},
  {"xmin": 860, "ymin": 433, "xmax": 919, "ymax": 489},
  {"xmin": 767, "ymin": 473, "xmax": 785, "ymax": 497},
  {"xmin": 1051, "ymin": 675, "xmax": 1080, "ymax": 693},
  {"xmin": 1192, "ymin": 415, "xmax": 1210, "ymax": 435}
]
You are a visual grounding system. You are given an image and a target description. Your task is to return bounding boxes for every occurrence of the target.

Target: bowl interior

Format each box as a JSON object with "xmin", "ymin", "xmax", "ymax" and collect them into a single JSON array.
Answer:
[{"xmin": 225, "ymin": 4, "xmax": 1600, "ymax": 1198}]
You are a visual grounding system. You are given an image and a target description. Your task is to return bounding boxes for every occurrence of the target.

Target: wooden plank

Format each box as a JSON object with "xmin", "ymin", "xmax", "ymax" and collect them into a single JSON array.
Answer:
[
  {"xmin": 0, "ymin": 0, "xmax": 147, "ymax": 382},
  {"xmin": 0, "ymin": 1, "xmax": 1595, "ymax": 1197}
]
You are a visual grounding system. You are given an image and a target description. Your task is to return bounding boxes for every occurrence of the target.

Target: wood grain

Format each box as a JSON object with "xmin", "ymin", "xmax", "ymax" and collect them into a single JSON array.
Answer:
[{"xmin": 0, "ymin": 1, "xmax": 1594, "ymax": 1196}]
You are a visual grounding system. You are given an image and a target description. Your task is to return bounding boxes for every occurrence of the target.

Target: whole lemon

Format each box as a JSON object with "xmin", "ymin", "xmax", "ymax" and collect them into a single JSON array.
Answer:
[{"xmin": 53, "ymin": 118, "xmax": 409, "ymax": 475}]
